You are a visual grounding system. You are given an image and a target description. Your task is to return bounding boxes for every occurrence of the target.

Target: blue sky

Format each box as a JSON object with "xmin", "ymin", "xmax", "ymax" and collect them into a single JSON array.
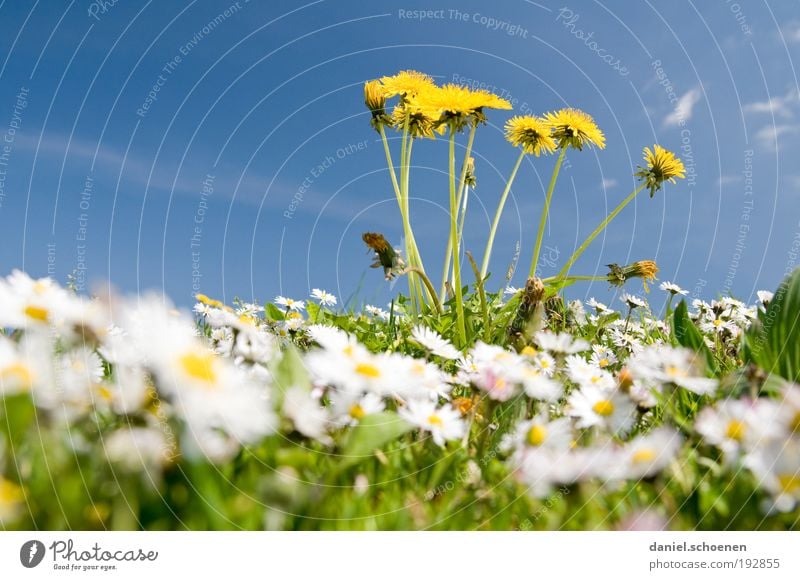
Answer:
[{"xmin": 0, "ymin": 0, "xmax": 798, "ymax": 311}]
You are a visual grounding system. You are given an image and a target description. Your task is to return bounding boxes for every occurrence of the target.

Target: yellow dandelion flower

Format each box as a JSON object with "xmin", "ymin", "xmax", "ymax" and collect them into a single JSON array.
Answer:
[
  {"xmin": 390, "ymin": 100, "xmax": 439, "ymax": 139},
  {"xmin": 379, "ymin": 70, "xmax": 435, "ymax": 99},
  {"xmin": 504, "ymin": 115, "xmax": 557, "ymax": 156},
  {"xmin": 544, "ymin": 108, "xmax": 606, "ymax": 150},
  {"xmin": 416, "ymin": 84, "xmax": 512, "ymax": 132},
  {"xmin": 636, "ymin": 144, "xmax": 686, "ymax": 197}
]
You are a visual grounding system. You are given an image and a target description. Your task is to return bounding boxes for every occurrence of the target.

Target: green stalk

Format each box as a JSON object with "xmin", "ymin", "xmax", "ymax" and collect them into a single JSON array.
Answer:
[
  {"xmin": 529, "ymin": 146, "xmax": 567, "ymax": 278},
  {"xmin": 481, "ymin": 149, "xmax": 525, "ymax": 279},
  {"xmin": 397, "ymin": 116, "xmax": 423, "ymax": 312},
  {"xmin": 439, "ymin": 122, "xmax": 477, "ymax": 300},
  {"xmin": 556, "ymin": 182, "xmax": 647, "ymax": 279},
  {"xmin": 402, "ymin": 138, "xmax": 432, "ymax": 308},
  {"xmin": 448, "ymin": 126, "xmax": 467, "ymax": 345}
]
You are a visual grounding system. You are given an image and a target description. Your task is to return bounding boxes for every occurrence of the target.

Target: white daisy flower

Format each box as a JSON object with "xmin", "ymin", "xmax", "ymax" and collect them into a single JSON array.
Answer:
[
  {"xmin": 283, "ymin": 386, "xmax": 332, "ymax": 444},
  {"xmin": 275, "ymin": 296, "xmax": 305, "ymax": 311},
  {"xmin": 364, "ymin": 304, "xmax": 389, "ymax": 320},
  {"xmin": 589, "ymin": 345, "xmax": 618, "ymax": 369},
  {"xmin": 534, "ymin": 330, "xmax": 590, "ymax": 354},
  {"xmin": 620, "ymin": 292, "xmax": 647, "ymax": 310},
  {"xmin": 567, "ymin": 385, "xmax": 637, "ymax": 435},
  {"xmin": 105, "ymin": 426, "xmax": 173, "ymax": 472},
  {"xmin": 627, "ymin": 346, "xmax": 717, "ymax": 395},
  {"xmin": 587, "ymin": 297, "xmax": 613, "ymax": 314},
  {"xmin": 410, "ymin": 326, "xmax": 460, "ymax": 360},
  {"xmin": 756, "ymin": 290, "xmax": 774, "ymax": 307},
  {"xmin": 399, "ymin": 399, "xmax": 465, "ymax": 447},
  {"xmin": 615, "ymin": 427, "xmax": 682, "ymax": 480},
  {"xmin": 659, "ymin": 281, "xmax": 688, "ymax": 296},
  {"xmin": 310, "ymin": 289, "xmax": 337, "ymax": 307},
  {"xmin": 744, "ymin": 437, "xmax": 800, "ymax": 513},
  {"xmin": 695, "ymin": 399, "xmax": 768, "ymax": 459},
  {"xmin": 502, "ymin": 415, "xmax": 573, "ymax": 453}
]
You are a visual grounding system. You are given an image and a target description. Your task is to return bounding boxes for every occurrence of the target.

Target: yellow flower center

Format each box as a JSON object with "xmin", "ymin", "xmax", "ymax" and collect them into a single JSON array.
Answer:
[
  {"xmin": 789, "ymin": 411, "xmax": 800, "ymax": 434},
  {"xmin": 24, "ymin": 304, "xmax": 49, "ymax": 322},
  {"xmin": 0, "ymin": 477, "xmax": 23, "ymax": 504},
  {"xmin": 527, "ymin": 425, "xmax": 548, "ymax": 446},
  {"xmin": 427, "ymin": 414, "xmax": 443, "ymax": 427},
  {"xmin": 593, "ymin": 400, "xmax": 615, "ymax": 417},
  {"xmin": 343, "ymin": 345, "xmax": 354, "ymax": 357},
  {"xmin": 0, "ymin": 363, "xmax": 34, "ymax": 389},
  {"xmin": 97, "ymin": 385, "xmax": 113, "ymax": 401},
  {"xmin": 520, "ymin": 346, "xmax": 537, "ymax": 356},
  {"xmin": 778, "ymin": 474, "xmax": 800, "ymax": 494},
  {"xmin": 179, "ymin": 352, "xmax": 218, "ymax": 385},
  {"xmin": 665, "ymin": 365, "xmax": 687, "ymax": 379},
  {"xmin": 355, "ymin": 363, "xmax": 381, "ymax": 378},
  {"xmin": 631, "ymin": 449, "xmax": 657, "ymax": 464},
  {"xmin": 598, "ymin": 358, "xmax": 609, "ymax": 368},
  {"xmin": 349, "ymin": 404, "xmax": 365, "ymax": 420},
  {"xmin": 725, "ymin": 420, "xmax": 746, "ymax": 442}
]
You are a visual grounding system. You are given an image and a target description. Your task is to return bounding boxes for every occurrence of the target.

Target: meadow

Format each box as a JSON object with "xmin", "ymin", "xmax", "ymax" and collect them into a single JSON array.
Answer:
[{"xmin": 1, "ymin": 71, "xmax": 798, "ymax": 530}]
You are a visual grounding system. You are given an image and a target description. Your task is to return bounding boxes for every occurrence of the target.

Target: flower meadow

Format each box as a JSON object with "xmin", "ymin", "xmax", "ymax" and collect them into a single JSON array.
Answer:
[{"xmin": 1, "ymin": 71, "xmax": 799, "ymax": 531}]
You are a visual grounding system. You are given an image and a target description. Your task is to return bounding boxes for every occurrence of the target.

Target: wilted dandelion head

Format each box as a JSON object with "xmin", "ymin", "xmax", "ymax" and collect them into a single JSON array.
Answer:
[
  {"xmin": 607, "ymin": 260, "xmax": 659, "ymax": 293},
  {"xmin": 544, "ymin": 108, "xmax": 605, "ymax": 150},
  {"xmin": 636, "ymin": 145, "xmax": 686, "ymax": 197},
  {"xmin": 504, "ymin": 115, "xmax": 557, "ymax": 156}
]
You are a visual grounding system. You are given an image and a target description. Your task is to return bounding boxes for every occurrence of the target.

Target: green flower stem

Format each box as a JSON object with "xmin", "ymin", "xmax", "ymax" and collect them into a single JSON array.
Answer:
[
  {"xmin": 448, "ymin": 127, "xmax": 467, "ymax": 345},
  {"xmin": 403, "ymin": 267, "xmax": 441, "ymax": 314},
  {"xmin": 481, "ymin": 149, "xmax": 526, "ymax": 279},
  {"xmin": 541, "ymin": 274, "xmax": 608, "ymax": 283},
  {"xmin": 529, "ymin": 146, "xmax": 568, "ymax": 278},
  {"xmin": 439, "ymin": 123, "xmax": 477, "ymax": 300},
  {"xmin": 397, "ymin": 118, "xmax": 426, "ymax": 311},
  {"xmin": 556, "ymin": 182, "xmax": 647, "ymax": 280},
  {"xmin": 378, "ymin": 124, "xmax": 401, "ymax": 202},
  {"xmin": 402, "ymin": 138, "xmax": 433, "ymax": 308}
]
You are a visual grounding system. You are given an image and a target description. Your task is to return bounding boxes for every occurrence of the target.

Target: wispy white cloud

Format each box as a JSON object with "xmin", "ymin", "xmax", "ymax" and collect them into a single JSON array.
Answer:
[
  {"xmin": 716, "ymin": 175, "xmax": 740, "ymax": 187},
  {"xmin": 663, "ymin": 88, "xmax": 702, "ymax": 128},
  {"xmin": 601, "ymin": 178, "xmax": 617, "ymax": 189},
  {"xmin": 743, "ymin": 89, "xmax": 799, "ymax": 118},
  {"xmin": 780, "ymin": 21, "xmax": 800, "ymax": 43},
  {"xmin": 754, "ymin": 123, "xmax": 800, "ymax": 149}
]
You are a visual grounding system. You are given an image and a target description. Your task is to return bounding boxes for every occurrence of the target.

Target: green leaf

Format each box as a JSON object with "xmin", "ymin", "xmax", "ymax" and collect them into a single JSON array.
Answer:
[
  {"xmin": 673, "ymin": 300, "xmax": 718, "ymax": 374},
  {"xmin": 338, "ymin": 412, "xmax": 413, "ymax": 469},
  {"xmin": 272, "ymin": 345, "xmax": 311, "ymax": 403},
  {"xmin": 305, "ymin": 301, "xmax": 320, "ymax": 321},
  {"xmin": 265, "ymin": 303, "xmax": 286, "ymax": 321},
  {"xmin": 0, "ymin": 393, "xmax": 36, "ymax": 446},
  {"xmin": 744, "ymin": 267, "xmax": 800, "ymax": 381}
]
